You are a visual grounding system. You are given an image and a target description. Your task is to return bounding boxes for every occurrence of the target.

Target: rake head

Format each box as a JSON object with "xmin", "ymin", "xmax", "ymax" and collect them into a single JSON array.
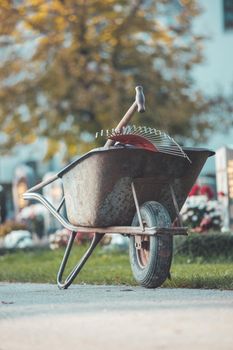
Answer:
[{"xmin": 96, "ymin": 125, "xmax": 191, "ymax": 163}]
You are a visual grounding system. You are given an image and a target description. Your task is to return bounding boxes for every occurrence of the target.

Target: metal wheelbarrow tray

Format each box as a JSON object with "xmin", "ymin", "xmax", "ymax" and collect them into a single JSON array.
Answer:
[
  {"xmin": 23, "ymin": 145, "xmax": 214, "ymax": 289},
  {"xmin": 59, "ymin": 146, "xmax": 213, "ymax": 227}
]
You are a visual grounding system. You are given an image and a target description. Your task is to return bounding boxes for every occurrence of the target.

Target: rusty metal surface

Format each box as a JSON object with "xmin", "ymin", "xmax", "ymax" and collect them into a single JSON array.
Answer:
[{"xmin": 60, "ymin": 147, "xmax": 214, "ymax": 227}]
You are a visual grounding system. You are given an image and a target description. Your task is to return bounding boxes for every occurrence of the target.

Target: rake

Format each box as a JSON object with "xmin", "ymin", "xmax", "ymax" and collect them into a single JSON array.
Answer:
[{"xmin": 96, "ymin": 125, "xmax": 191, "ymax": 162}]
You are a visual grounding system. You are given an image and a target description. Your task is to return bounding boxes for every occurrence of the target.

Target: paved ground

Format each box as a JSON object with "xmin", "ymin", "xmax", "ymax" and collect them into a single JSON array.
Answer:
[{"xmin": 1, "ymin": 283, "xmax": 233, "ymax": 350}]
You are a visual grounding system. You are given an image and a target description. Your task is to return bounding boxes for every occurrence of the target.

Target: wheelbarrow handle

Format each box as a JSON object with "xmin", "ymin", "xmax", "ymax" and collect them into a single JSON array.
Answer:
[{"xmin": 104, "ymin": 86, "xmax": 145, "ymax": 147}]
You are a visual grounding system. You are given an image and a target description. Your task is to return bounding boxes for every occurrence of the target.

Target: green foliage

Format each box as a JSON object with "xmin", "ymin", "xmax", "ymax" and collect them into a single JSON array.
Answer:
[
  {"xmin": 0, "ymin": 0, "xmax": 221, "ymax": 158},
  {"xmin": 174, "ymin": 233, "xmax": 233, "ymax": 259}
]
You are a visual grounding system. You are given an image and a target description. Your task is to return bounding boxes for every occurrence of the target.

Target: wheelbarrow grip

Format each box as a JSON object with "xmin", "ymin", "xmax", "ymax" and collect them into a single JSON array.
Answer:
[{"xmin": 135, "ymin": 86, "xmax": 145, "ymax": 113}]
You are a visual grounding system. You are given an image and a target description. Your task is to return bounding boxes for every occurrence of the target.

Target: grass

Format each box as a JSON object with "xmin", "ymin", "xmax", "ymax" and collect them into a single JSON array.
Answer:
[
  {"xmin": 166, "ymin": 258, "xmax": 233, "ymax": 289},
  {"xmin": 0, "ymin": 246, "xmax": 134, "ymax": 285},
  {"xmin": 1, "ymin": 245, "xmax": 233, "ymax": 289}
]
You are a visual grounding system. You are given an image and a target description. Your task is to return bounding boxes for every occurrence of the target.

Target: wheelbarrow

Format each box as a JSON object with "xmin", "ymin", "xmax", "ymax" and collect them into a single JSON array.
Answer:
[{"xmin": 23, "ymin": 86, "xmax": 214, "ymax": 289}]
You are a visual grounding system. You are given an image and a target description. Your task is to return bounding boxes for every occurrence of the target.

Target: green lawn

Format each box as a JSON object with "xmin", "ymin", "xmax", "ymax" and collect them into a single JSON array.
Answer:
[
  {"xmin": 166, "ymin": 260, "xmax": 233, "ymax": 289},
  {"xmin": 1, "ymin": 246, "xmax": 233, "ymax": 289}
]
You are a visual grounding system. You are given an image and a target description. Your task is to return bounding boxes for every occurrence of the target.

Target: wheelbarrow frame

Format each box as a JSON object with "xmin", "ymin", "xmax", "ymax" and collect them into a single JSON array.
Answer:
[
  {"xmin": 22, "ymin": 86, "xmax": 214, "ymax": 289},
  {"xmin": 23, "ymin": 174, "xmax": 187, "ymax": 289}
]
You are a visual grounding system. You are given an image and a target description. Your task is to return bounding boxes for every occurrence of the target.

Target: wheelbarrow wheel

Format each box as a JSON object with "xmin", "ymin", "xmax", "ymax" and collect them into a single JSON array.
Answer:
[{"xmin": 129, "ymin": 201, "xmax": 173, "ymax": 288}]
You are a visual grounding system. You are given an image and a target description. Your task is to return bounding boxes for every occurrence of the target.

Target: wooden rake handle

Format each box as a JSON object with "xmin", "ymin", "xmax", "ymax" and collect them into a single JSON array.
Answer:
[{"xmin": 104, "ymin": 86, "xmax": 145, "ymax": 147}]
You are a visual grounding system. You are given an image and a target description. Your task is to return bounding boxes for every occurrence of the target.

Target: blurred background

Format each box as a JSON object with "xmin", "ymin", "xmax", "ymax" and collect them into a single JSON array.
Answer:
[{"xmin": 0, "ymin": 0, "xmax": 232, "ymax": 249}]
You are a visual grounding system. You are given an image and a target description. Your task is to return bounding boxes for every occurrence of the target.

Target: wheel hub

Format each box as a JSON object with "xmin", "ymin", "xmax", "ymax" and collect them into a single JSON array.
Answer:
[{"xmin": 135, "ymin": 235, "xmax": 150, "ymax": 268}]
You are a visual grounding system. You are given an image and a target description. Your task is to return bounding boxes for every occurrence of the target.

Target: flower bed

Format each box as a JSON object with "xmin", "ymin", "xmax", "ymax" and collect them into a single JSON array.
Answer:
[
  {"xmin": 181, "ymin": 195, "xmax": 222, "ymax": 232},
  {"xmin": 181, "ymin": 181, "xmax": 223, "ymax": 233}
]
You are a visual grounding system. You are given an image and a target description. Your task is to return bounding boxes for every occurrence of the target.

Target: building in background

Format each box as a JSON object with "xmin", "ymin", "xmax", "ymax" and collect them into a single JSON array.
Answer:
[
  {"xmin": 195, "ymin": 0, "xmax": 233, "ymax": 97},
  {"xmin": 216, "ymin": 146, "xmax": 233, "ymax": 230},
  {"xmin": 194, "ymin": 0, "xmax": 233, "ymax": 153},
  {"xmin": 191, "ymin": 0, "xmax": 233, "ymax": 200}
]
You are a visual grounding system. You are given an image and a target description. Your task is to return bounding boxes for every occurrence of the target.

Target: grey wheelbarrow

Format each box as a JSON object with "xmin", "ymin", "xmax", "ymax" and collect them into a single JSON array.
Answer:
[{"xmin": 23, "ymin": 86, "xmax": 214, "ymax": 289}]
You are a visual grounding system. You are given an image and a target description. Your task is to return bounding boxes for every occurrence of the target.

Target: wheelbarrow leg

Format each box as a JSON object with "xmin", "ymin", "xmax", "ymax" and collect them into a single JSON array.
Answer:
[{"xmin": 57, "ymin": 232, "xmax": 104, "ymax": 289}]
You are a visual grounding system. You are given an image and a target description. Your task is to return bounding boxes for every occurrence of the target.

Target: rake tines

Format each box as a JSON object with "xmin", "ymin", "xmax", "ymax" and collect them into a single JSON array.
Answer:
[{"xmin": 96, "ymin": 125, "xmax": 191, "ymax": 163}]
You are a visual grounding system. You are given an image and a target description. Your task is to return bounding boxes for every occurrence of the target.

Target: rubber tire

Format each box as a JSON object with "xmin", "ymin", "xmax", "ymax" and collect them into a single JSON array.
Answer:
[{"xmin": 129, "ymin": 201, "xmax": 173, "ymax": 288}]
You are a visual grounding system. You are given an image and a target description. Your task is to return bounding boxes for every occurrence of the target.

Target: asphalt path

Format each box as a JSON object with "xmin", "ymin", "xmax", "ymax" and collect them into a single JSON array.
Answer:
[{"xmin": 1, "ymin": 283, "xmax": 233, "ymax": 350}]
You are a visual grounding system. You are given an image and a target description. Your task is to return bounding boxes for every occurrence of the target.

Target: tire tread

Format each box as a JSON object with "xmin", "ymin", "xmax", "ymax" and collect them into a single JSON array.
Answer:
[{"xmin": 129, "ymin": 201, "xmax": 173, "ymax": 288}]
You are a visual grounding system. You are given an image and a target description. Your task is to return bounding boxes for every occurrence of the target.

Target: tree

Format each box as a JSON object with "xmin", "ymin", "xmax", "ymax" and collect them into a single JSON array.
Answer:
[{"xmin": 0, "ymin": 0, "xmax": 221, "ymax": 158}]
